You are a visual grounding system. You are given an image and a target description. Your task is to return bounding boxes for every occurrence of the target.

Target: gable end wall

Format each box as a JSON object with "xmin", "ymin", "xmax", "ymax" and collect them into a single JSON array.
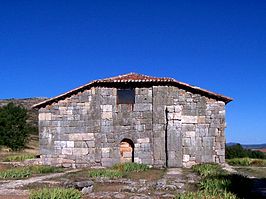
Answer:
[{"xmin": 38, "ymin": 86, "xmax": 226, "ymax": 168}]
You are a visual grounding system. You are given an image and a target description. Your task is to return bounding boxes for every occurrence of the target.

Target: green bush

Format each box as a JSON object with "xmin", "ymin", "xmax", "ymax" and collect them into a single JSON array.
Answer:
[
  {"xmin": 226, "ymin": 144, "xmax": 266, "ymax": 159},
  {"xmin": 226, "ymin": 158, "xmax": 252, "ymax": 166},
  {"xmin": 0, "ymin": 103, "xmax": 31, "ymax": 151},
  {"xmin": 4, "ymin": 154, "xmax": 36, "ymax": 162},
  {"xmin": 0, "ymin": 167, "xmax": 31, "ymax": 179},
  {"xmin": 112, "ymin": 162, "xmax": 149, "ymax": 172},
  {"xmin": 88, "ymin": 169, "xmax": 123, "ymax": 179},
  {"xmin": 30, "ymin": 188, "xmax": 81, "ymax": 199},
  {"xmin": 176, "ymin": 190, "xmax": 237, "ymax": 199}
]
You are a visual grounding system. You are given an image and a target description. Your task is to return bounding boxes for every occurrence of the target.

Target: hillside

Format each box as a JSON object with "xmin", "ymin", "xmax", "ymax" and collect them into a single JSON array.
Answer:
[
  {"xmin": 227, "ymin": 142, "xmax": 266, "ymax": 149},
  {"xmin": 0, "ymin": 98, "xmax": 48, "ymax": 129}
]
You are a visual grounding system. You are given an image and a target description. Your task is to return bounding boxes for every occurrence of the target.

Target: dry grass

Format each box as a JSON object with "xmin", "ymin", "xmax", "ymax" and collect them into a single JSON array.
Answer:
[{"xmin": 0, "ymin": 134, "xmax": 39, "ymax": 162}]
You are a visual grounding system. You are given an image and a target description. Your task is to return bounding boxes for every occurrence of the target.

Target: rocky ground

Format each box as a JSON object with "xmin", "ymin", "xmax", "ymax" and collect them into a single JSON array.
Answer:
[
  {"xmin": 0, "ymin": 163, "xmax": 265, "ymax": 199},
  {"xmin": 0, "ymin": 167, "xmax": 198, "ymax": 199}
]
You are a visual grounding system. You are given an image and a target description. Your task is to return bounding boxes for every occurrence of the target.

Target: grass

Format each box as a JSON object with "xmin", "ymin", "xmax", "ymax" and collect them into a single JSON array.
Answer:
[
  {"xmin": 177, "ymin": 163, "xmax": 254, "ymax": 199},
  {"xmin": 30, "ymin": 165, "xmax": 64, "ymax": 174},
  {"xmin": 30, "ymin": 188, "xmax": 81, "ymax": 199},
  {"xmin": 227, "ymin": 158, "xmax": 266, "ymax": 166},
  {"xmin": 192, "ymin": 163, "xmax": 225, "ymax": 177},
  {"xmin": 3, "ymin": 154, "xmax": 36, "ymax": 162},
  {"xmin": 88, "ymin": 169, "xmax": 123, "ymax": 179},
  {"xmin": 0, "ymin": 165, "xmax": 63, "ymax": 179},
  {"xmin": 112, "ymin": 162, "xmax": 150, "ymax": 172},
  {"xmin": 87, "ymin": 162, "xmax": 151, "ymax": 179},
  {"xmin": 0, "ymin": 167, "xmax": 31, "ymax": 179}
]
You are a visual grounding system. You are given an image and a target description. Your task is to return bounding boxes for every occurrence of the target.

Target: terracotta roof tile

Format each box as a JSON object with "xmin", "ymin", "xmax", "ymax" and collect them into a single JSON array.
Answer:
[{"xmin": 97, "ymin": 73, "xmax": 174, "ymax": 82}]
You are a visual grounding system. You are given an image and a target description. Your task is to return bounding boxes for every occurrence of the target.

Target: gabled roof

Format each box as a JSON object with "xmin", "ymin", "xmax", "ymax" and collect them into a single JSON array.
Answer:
[{"xmin": 33, "ymin": 73, "xmax": 232, "ymax": 108}]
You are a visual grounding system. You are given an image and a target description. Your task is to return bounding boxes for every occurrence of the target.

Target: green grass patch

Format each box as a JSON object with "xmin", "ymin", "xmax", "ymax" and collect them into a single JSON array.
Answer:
[
  {"xmin": 88, "ymin": 163, "xmax": 150, "ymax": 179},
  {"xmin": 0, "ymin": 165, "xmax": 63, "ymax": 179},
  {"xmin": 30, "ymin": 188, "xmax": 81, "ymax": 199},
  {"xmin": 4, "ymin": 154, "xmax": 36, "ymax": 162},
  {"xmin": 192, "ymin": 163, "xmax": 225, "ymax": 177},
  {"xmin": 199, "ymin": 178, "xmax": 232, "ymax": 192},
  {"xmin": 112, "ymin": 162, "xmax": 149, "ymax": 172},
  {"xmin": 0, "ymin": 167, "xmax": 31, "ymax": 179},
  {"xmin": 177, "ymin": 163, "xmax": 253, "ymax": 199},
  {"xmin": 227, "ymin": 158, "xmax": 266, "ymax": 166},
  {"xmin": 88, "ymin": 169, "xmax": 123, "ymax": 179},
  {"xmin": 30, "ymin": 165, "xmax": 64, "ymax": 174}
]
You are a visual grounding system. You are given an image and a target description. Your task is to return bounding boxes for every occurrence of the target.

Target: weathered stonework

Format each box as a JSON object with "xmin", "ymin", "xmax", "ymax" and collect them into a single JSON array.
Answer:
[{"xmin": 35, "ymin": 73, "xmax": 231, "ymax": 168}]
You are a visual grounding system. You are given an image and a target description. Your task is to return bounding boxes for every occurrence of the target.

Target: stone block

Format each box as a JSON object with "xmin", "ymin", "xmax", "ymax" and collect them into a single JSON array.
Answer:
[
  {"xmin": 168, "ymin": 112, "xmax": 181, "ymax": 120},
  {"xmin": 100, "ymin": 105, "xmax": 112, "ymax": 112},
  {"xmin": 101, "ymin": 158, "xmax": 114, "ymax": 167},
  {"xmin": 215, "ymin": 149, "xmax": 225, "ymax": 156},
  {"xmin": 182, "ymin": 138, "xmax": 191, "ymax": 147},
  {"xmin": 73, "ymin": 148, "xmax": 88, "ymax": 155},
  {"xmin": 69, "ymin": 133, "xmax": 94, "ymax": 141},
  {"xmin": 66, "ymin": 141, "xmax": 74, "ymax": 148},
  {"xmin": 137, "ymin": 138, "xmax": 150, "ymax": 143},
  {"xmin": 181, "ymin": 116, "xmax": 197, "ymax": 124},
  {"xmin": 133, "ymin": 104, "xmax": 152, "ymax": 112},
  {"xmin": 101, "ymin": 112, "xmax": 112, "ymax": 120},
  {"xmin": 183, "ymin": 155, "xmax": 190, "ymax": 162},
  {"xmin": 197, "ymin": 116, "xmax": 206, "ymax": 124},
  {"xmin": 54, "ymin": 141, "xmax": 67, "ymax": 148},
  {"xmin": 62, "ymin": 148, "xmax": 73, "ymax": 155},
  {"xmin": 185, "ymin": 131, "xmax": 195, "ymax": 138}
]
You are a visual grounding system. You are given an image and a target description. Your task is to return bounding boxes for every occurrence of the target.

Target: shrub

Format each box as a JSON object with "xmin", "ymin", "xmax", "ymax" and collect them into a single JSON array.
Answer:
[
  {"xmin": 88, "ymin": 169, "xmax": 123, "ymax": 179},
  {"xmin": 0, "ymin": 103, "xmax": 31, "ymax": 150},
  {"xmin": 0, "ymin": 167, "xmax": 31, "ymax": 179},
  {"xmin": 112, "ymin": 162, "xmax": 149, "ymax": 172},
  {"xmin": 29, "ymin": 188, "xmax": 81, "ymax": 199},
  {"xmin": 226, "ymin": 158, "xmax": 252, "ymax": 166},
  {"xmin": 4, "ymin": 154, "xmax": 36, "ymax": 162}
]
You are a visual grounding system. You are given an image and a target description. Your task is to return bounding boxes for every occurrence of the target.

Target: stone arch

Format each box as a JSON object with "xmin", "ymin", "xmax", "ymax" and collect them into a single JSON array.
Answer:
[{"xmin": 120, "ymin": 138, "xmax": 134, "ymax": 163}]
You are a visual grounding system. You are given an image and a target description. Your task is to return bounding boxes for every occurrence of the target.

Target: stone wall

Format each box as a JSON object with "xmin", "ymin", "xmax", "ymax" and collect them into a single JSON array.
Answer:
[{"xmin": 38, "ymin": 85, "xmax": 226, "ymax": 168}]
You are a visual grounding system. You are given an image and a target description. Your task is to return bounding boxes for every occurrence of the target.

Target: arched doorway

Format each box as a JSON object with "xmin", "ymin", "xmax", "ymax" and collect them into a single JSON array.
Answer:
[{"xmin": 120, "ymin": 139, "xmax": 134, "ymax": 163}]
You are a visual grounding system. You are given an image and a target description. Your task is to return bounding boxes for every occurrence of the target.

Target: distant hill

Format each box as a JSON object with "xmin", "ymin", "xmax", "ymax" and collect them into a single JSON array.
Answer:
[
  {"xmin": 0, "ymin": 98, "xmax": 48, "ymax": 128},
  {"xmin": 226, "ymin": 142, "xmax": 266, "ymax": 149}
]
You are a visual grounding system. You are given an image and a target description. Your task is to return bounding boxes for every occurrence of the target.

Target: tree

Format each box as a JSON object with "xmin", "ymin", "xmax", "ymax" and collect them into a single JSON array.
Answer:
[
  {"xmin": 226, "ymin": 143, "xmax": 266, "ymax": 159},
  {"xmin": 0, "ymin": 103, "xmax": 31, "ymax": 150}
]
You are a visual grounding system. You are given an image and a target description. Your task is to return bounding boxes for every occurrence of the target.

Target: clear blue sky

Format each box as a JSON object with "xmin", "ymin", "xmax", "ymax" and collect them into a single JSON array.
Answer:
[{"xmin": 0, "ymin": 0, "xmax": 265, "ymax": 144}]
